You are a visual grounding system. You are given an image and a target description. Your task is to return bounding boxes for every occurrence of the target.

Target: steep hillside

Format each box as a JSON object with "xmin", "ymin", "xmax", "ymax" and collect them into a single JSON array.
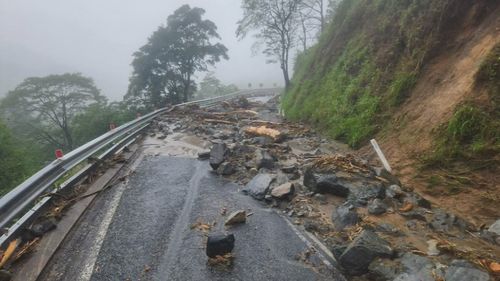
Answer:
[{"xmin": 283, "ymin": 0, "xmax": 500, "ymax": 223}]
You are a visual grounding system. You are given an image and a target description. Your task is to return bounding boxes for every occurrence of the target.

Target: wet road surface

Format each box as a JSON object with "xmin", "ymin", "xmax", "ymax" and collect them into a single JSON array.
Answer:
[{"xmin": 40, "ymin": 154, "xmax": 346, "ymax": 281}]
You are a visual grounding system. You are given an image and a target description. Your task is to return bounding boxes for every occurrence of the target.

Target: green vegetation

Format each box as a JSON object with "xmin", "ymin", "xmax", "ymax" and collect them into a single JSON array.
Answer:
[{"xmin": 283, "ymin": 0, "xmax": 464, "ymax": 147}]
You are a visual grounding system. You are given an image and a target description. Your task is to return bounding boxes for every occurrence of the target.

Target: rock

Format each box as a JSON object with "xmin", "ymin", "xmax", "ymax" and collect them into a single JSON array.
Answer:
[
  {"xmin": 348, "ymin": 183, "xmax": 385, "ymax": 206},
  {"xmin": 488, "ymin": 219, "xmax": 500, "ymax": 236},
  {"xmin": 375, "ymin": 223, "xmax": 404, "ymax": 237},
  {"xmin": 271, "ymin": 183, "xmax": 295, "ymax": 199},
  {"xmin": 445, "ymin": 260, "xmax": 490, "ymax": 281},
  {"xmin": 303, "ymin": 169, "xmax": 350, "ymax": 197},
  {"xmin": 0, "ymin": 270, "xmax": 12, "ymax": 281},
  {"xmin": 217, "ymin": 162, "xmax": 236, "ymax": 176},
  {"xmin": 281, "ymin": 165, "xmax": 297, "ymax": 174},
  {"xmin": 275, "ymin": 172, "xmax": 289, "ymax": 186},
  {"xmin": 209, "ymin": 143, "xmax": 228, "ymax": 170},
  {"xmin": 386, "ymin": 185, "xmax": 404, "ymax": 198},
  {"xmin": 225, "ymin": 210, "xmax": 246, "ymax": 226},
  {"xmin": 255, "ymin": 149, "xmax": 275, "ymax": 170},
  {"xmin": 368, "ymin": 258, "xmax": 400, "ymax": 281},
  {"xmin": 339, "ymin": 230, "xmax": 394, "ymax": 275},
  {"xmin": 31, "ymin": 218, "xmax": 57, "ymax": 237},
  {"xmin": 198, "ymin": 151, "xmax": 211, "ymax": 160},
  {"xmin": 405, "ymin": 220, "xmax": 418, "ymax": 230},
  {"xmin": 332, "ymin": 244, "xmax": 348, "ymax": 260},
  {"xmin": 393, "ymin": 252, "xmax": 437, "ymax": 281},
  {"xmin": 331, "ymin": 204, "xmax": 360, "ymax": 231},
  {"xmin": 242, "ymin": 173, "xmax": 274, "ymax": 200},
  {"xmin": 252, "ymin": 136, "xmax": 273, "ymax": 146},
  {"xmin": 429, "ymin": 209, "xmax": 456, "ymax": 233},
  {"xmin": 406, "ymin": 193, "xmax": 432, "ymax": 209},
  {"xmin": 206, "ymin": 233, "xmax": 235, "ymax": 258},
  {"xmin": 157, "ymin": 134, "xmax": 167, "ymax": 140},
  {"xmin": 427, "ymin": 239, "xmax": 440, "ymax": 256},
  {"xmin": 368, "ymin": 199, "xmax": 388, "ymax": 215},
  {"xmin": 313, "ymin": 193, "xmax": 327, "ymax": 204},
  {"xmin": 400, "ymin": 209, "xmax": 427, "ymax": 222},
  {"xmin": 374, "ymin": 167, "xmax": 401, "ymax": 186}
]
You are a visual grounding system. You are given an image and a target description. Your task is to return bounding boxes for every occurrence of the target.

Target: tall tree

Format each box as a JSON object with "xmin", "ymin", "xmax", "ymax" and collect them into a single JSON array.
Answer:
[
  {"xmin": 126, "ymin": 5, "xmax": 228, "ymax": 108},
  {"xmin": 237, "ymin": 0, "xmax": 301, "ymax": 89},
  {"xmin": 0, "ymin": 73, "xmax": 105, "ymax": 150}
]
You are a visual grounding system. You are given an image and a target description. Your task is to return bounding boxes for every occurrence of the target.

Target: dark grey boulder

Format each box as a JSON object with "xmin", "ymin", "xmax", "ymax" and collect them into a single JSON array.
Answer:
[
  {"xmin": 31, "ymin": 218, "xmax": 57, "ymax": 237},
  {"xmin": 393, "ymin": 252, "xmax": 439, "ymax": 281},
  {"xmin": 217, "ymin": 162, "xmax": 236, "ymax": 176},
  {"xmin": 444, "ymin": 260, "xmax": 491, "ymax": 281},
  {"xmin": 242, "ymin": 173, "xmax": 274, "ymax": 200},
  {"xmin": 206, "ymin": 233, "xmax": 235, "ymax": 258},
  {"xmin": 368, "ymin": 199, "xmax": 388, "ymax": 215},
  {"xmin": 429, "ymin": 209, "xmax": 457, "ymax": 233},
  {"xmin": 348, "ymin": 183, "xmax": 385, "ymax": 206},
  {"xmin": 197, "ymin": 151, "xmax": 211, "ymax": 160},
  {"xmin": 386, "ymin": 184, "xmax": 404, "ymax": 198},
  {"xmin": 281, "ymin": 165, "xmax": 298, "ymax": 174},
  {"xmin": 368, "ymin": 258, "xmax": 400, "ymax": 281},
  {"xmin": 332, "ymin": 204, "xmax": 360, "ymax": 231},
  {"xmin": 0, "ymin": 270, "xmax": 12, "ymax": 281},
  {"xmin": 373, "ymin": 167, "xmax": 401, "ymax": 186},
  {"xmin": 339, "ymin": 230, "xmax": 393, "ymax": 275},
  {"xmin": 255, "ymin": 149, "xmax": 275, "ymax": 170},
  {"xmin": 303, "ymin": 169, "xmax": 350, "ymax": 197},
  {"xmin": 209, "ymin": 143, "xmax": 228, "ymax": 170}
]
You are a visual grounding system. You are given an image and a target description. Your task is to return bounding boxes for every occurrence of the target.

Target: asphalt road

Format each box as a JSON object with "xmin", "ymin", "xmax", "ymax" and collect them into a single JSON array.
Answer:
[{"xmin": 40, "ymin": 154, "xmax": 346, "ymax": 281}]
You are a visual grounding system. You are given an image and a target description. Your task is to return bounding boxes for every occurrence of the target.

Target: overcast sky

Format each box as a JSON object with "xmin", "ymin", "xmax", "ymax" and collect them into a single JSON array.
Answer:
[{"xmin": 0, "ymin": 0, "xmax": 284, "ymax": 100}]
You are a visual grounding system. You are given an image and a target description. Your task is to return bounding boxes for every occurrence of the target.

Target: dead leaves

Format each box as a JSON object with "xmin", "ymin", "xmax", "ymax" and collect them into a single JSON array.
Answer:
[
  {"xmin": 190, "ymin": 220, "xmax": 214, "ymax": 234},
  {"xmin": 313, "ymin": 154, "xmax": 370, "ymax": 174},
  {"xmin": 207, "ymin": 253, "xmax": 234, "ymax": 267},
  {"xmin": 399, "ymin": 202, "xmax": 414, "ymax": 212}
]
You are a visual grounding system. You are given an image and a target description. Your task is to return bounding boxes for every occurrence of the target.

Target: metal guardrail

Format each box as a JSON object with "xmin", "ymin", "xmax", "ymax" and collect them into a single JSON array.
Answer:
[{"xmin": 0, "ymin": 88, "xmax": 281, "ymax": 248}]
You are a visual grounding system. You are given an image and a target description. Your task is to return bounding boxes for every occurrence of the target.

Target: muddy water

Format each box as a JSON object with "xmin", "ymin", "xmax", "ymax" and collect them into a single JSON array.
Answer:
[{"xmin": 143, "ymin": 132, "xmax": 210, "ymax": 158}]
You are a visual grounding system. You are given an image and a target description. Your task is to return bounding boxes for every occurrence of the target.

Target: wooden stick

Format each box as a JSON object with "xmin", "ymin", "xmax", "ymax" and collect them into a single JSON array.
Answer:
[{"xmin": 370, "ymin": 139, "xmax": 392, "ymax": 173}]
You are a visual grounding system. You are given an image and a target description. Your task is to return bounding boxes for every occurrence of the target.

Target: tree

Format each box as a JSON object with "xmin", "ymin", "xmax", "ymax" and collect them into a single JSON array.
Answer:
[
  {"xmin": 0, "ymin": 119, "xmax": 37, "ymax": 195},
  {"xmin": 237, "ymin": 0, "xmax": 301, "ymax": 89},
  {"xmin": 196, "ymin": 72, "xmax": 239, "ymax": 99},
  {"xmin": 126, "ymin": 5, "xmax": 228, "ymax": 108},
  {"xmin": 297, "ymin": 0, "xmax": 330, "ymax": 51},
  {"xmin": 0, "ymin": 73, "xmax": 105, "ymax": 150}
]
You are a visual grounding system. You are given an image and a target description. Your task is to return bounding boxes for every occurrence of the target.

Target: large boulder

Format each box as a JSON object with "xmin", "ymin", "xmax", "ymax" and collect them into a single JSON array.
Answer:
[
  {"xmin": 209, "ymin": 143, "xmax": 228, "ymax": 170},
  {"xmin": 242, "ymin": 173, "xmax": 274, "ymax": 200},
  {"xmin": 347, "ymin": 183, "xmax": 385, "ymax": 206},
  {"xmin": 368, "ymin": 199, "xmax": 388, "ymax": 215},
  {"xmin": 206, "ymin": 233, "xmax": 235, "ymax": 258},
  {"xmin": 255, "ymin": 149, "xmax": 275, "ymax": 170},
  {"xmin": 339, "ymin": 230, "xmax": 394, "ymax": 275},
  {"xmin": 393, "ymin": 253, "xmax": 441, "ymax": 281},
  {"xmin": 303, "ymin": 169, "xmax": 350, "ymax": 197},
  {"xmin": 331, "ymin": 204, "xmax": 360, "ymax": 231},
  {"xmin": 444, "ymin": 260, "xmax": 491, "ymax": 281}
]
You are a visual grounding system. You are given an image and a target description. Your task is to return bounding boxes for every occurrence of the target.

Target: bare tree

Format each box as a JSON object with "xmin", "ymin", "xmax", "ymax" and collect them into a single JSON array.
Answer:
[{"xmin": 237, "ymin": 0, "xmax": 301, "ymax": 89}]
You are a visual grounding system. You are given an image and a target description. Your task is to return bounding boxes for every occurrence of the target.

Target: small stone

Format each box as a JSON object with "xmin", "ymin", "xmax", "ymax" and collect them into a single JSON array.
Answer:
[
  {"xmin": 394, "ymin": 253, "xmax": 436, "ymax": 281},
  {"xmin": 374, "ymin": 167, "xmax": 401, "ymax": 186},
  {"xmin": 368, "ymin": 199, "xmax": 388, "ymax": 215},
  {"xmin": 31, "ymin": 218, "xmax": 57, "ymax": 237},
  {"xmin": 225, "ymin": 210, "xmax": 246, "ymax": 226},
  {"xmin": 313, "ymin": 193, "xmax": 327, "ymax": 204},
  {"xmin": 206, "ymin": 233, "xmax": 235, "ymax": 258},
  {"xmin": 281, "ymin": 165, "xmax": 297, "ymax": 174},
  {"xmin": 386, "ymin": 185, "xmax": 404, "ymax": 198},
  {"xmin": 157, "ymin": 134, "xmax": 167, "ymax": 140},
  {"xmin": 271, "ymin": 183, "xmax": 295, "ymax": 199},
  {"xmin": 217, "ymin": 162, "xmax": 236, "ymax": 176},
  {"xmin": 488, "ymin": 219, "xmax": 500, "ymax": 236},
  {"xmin": 427, "ymin": 239, "xmax": 440, "ymax": 256},
  {"xmin": 368, "ymin": 258, "xmax": 400, "ymax": 281},
  {"xmin": 331, "ymin": 204, "xmax": 360, "ymax": 231},
  {"xmin": 197, "ymin": 151, "xmax": 210, "ymax": 160}
]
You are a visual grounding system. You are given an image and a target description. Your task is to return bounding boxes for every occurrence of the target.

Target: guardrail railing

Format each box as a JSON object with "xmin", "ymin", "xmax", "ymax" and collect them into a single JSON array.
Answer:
[{"xmin": 0, "ymin": 88, "xmax": 281, "ymax": 248}]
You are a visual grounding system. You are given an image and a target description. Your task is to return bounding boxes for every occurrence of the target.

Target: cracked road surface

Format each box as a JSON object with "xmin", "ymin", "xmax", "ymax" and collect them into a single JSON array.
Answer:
[{"xmin": 40, "ymin": 153, "xmax": 346, "ymax": 281}]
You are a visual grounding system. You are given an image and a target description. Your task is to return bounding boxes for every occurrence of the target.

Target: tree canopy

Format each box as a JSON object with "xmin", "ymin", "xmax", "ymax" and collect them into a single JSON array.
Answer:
[
  {"xmin": 0, "ymin": 73, "xmax": 105, "ymax": 150},
  {"xmin": 126, "ymin": 5, "xmax": 228, "ymax": 109},
  {"xmin": 196, "ymin": 72, "xmax": 239, "ymax": 99}
]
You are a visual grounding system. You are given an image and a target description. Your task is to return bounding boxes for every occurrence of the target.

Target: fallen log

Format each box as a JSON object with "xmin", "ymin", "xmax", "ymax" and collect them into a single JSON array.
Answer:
[{"xmin": 244, "ymin": 126, "xmax": 283, "ymax": 141}]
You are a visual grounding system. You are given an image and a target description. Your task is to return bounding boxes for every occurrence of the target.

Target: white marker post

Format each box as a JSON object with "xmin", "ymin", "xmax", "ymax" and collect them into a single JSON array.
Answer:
[{"xmin": 370, "ymin": 139, "xmax": 392, "ymax": 173}]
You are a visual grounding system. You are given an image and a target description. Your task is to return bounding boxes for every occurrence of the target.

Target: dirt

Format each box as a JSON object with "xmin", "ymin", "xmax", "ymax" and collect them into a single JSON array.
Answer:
[{"xmin": 358, "ymin": 3, "xmax": 500, "ymax": 227}]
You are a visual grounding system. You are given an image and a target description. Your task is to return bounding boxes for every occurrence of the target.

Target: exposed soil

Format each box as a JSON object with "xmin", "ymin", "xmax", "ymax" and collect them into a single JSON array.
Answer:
[{"xmin": 358, "ymin": 4, "xmax": 500, "ymax": 227}]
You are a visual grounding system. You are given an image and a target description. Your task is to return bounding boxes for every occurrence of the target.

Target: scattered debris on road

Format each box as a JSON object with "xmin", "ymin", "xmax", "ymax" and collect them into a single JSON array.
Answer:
[
  {"xmin": 206, "ymin": 233, "xmax": 235, "ymax": 258},
  {"xmin": 224, "ymin": 210, "xmax": 246, "ymax": 226}
]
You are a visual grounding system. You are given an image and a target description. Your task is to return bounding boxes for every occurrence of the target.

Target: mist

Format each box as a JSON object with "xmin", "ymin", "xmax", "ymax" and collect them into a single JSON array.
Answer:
[{"xmin": 0, "ymin": 0, "xmax": 284, "ymax": 100}]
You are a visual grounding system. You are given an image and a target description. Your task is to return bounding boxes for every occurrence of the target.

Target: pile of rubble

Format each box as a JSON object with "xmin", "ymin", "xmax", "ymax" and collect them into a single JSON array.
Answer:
[{"xmin": 153, "ymin": 96, "xmax": 499, "ymax": 280}]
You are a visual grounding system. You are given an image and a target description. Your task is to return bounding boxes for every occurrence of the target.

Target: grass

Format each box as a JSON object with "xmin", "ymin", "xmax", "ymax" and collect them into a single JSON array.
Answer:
[{"xmin": 283, "ymin": 0, "xmax": 455, "ymax": 148}]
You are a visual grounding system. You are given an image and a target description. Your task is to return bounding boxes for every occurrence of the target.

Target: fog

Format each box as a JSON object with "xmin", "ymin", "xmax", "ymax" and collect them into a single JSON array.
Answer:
[{"xmin": 0, "ymin": 0, "xmax": 284, "ymax": 100}]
